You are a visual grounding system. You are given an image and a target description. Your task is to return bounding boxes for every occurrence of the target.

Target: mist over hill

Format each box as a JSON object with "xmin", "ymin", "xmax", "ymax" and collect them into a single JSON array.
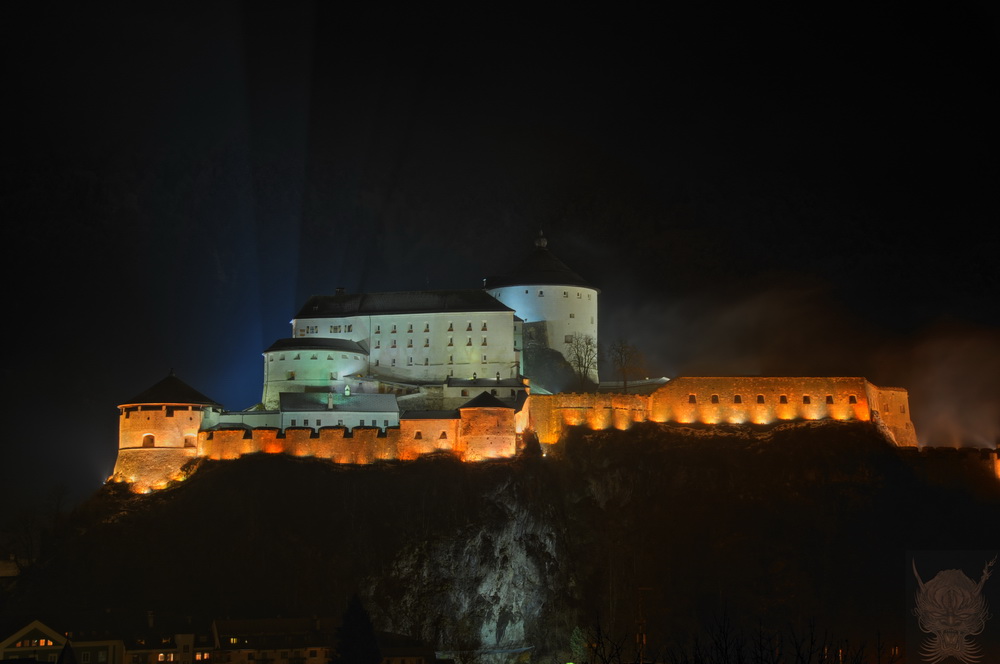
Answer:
[{"xmin": 4, "ymin": 421, "xmax": 999, "ymax": 660}]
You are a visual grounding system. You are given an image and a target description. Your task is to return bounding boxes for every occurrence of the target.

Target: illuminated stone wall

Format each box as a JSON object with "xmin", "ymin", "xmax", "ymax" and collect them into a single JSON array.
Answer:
[
  {"xmin": 458, "ymin": 406, "xmax": 517, "ymax": 461},
  {"xmin": 199, "ymin": 427, "xmax": 400, "ymax": 464},
  {"xmin": 530, "ymin": 377, "xmax": 918, "ymax": 447},
  {"xmin": 529, "ymin": 392, "xmax": 649, "ymax": 445},
  {"xmin": 118, "ymin": 404, "xmax": 217, "ymax": 450},
  {"xmin": 111, "ymin": 447, "xmax": 198, "ymax": 493},
  {"xmin": 397, "ymin": 418, "xmax": 461, "ymax": 459},
  {"xmin": 112, "ymin": 377, "xmax": 921, "ymax": 493},
  {"xmin": 864, "ymin": 384, "xmax": 918, "ymax": 446}
]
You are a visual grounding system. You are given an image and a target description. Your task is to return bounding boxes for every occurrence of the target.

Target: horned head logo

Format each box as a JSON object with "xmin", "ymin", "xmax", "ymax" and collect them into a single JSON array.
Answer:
[{"xmin": 912, "ymin": 556, "xmax": 995, "ymax": 664}]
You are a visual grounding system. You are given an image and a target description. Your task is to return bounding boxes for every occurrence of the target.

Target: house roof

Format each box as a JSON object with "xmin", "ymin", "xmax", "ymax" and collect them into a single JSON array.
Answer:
[
  {"xmin": 484, "ymin": 232, "xmax": 596, "ymax": 290},
  {"xmin": 295, "ymin": 290, "xmax": 513, "ymax": 319},
  {"xmin": 459, "ymin": 391, "xmax": 515, "ymax": 409},
  {"xmin": 119, "ymin": 372, "xmax": 221, "ymax": 407},
  {"xmin": 279, "ymin": 392, "xmax": 399, "ymax": 413},
  {"xmin": 264, "ymin": 338, "xmax": 368, "ymax": 355}
]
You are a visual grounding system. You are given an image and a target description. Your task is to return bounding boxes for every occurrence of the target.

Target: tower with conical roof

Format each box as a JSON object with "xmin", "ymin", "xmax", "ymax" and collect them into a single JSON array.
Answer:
[
  {"xmin": 484, "ymin": 232, "xmax": 599, "ymax": 384},
  {"xmin": 111, "ymin": 372, "xmax": 222, "ymax": 492}
]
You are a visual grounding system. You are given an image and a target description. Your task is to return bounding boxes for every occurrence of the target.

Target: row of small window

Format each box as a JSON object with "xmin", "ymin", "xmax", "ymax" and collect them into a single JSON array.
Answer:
[
  {"xmin": 527, "ymin": 289, "xmax": 592, "ymax": 300},
  {"xmin": 289, "ymin": 419, "xmax": 391, "ymax": 427},
  {"xmin": 13, "ymin": 640, "xmax": 56, "ymax": 647},
  {"xmin": 272, "ymin": 354, "xmax": 362, "ymax": 361},
  {"xmin": 81, "ymin": 653, "xmax": 109, "ymax": 664},
  {"xmin": 300, "ymin": 325, "xmax": 355, "ymax": 334},
  {"xmin": 458, "ymin": 389, "xmax": 517, "ymax": 397},
  {"xmin": 375, "ymin": 322, "xmax": 491, "ymax": 334},
  {"xmin": 375, "ymin": 337, "xmax": 488, "ymax": 349},
  {"xmin": 687, "ymin": 394, "xmax": 860, "ymax": 405},
  {"xmin": 374, "ymin": 355, "xmax": 490, "ymax": 367}
]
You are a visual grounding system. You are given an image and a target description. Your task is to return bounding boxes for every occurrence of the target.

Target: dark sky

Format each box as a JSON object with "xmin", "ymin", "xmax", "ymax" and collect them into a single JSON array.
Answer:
[{"xmin": 2, "ymin": 2, "xmax": 998, "ymax": 502}]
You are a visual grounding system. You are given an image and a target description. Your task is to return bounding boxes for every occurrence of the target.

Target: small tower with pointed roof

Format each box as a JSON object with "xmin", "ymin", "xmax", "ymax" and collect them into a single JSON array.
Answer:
[
  {"xmin": 484, "ymin": 232, "xmax": 599, "ymax": 383},
  {"xmin": 111, "ymin": 372, "xmax": 222, "ymax": 492}
]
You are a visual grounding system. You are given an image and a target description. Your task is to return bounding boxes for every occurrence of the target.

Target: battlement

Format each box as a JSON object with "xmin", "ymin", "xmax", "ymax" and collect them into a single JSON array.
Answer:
[{"xmin": 529, "ymin": 377, "xmax": 919, "ymax": 448}]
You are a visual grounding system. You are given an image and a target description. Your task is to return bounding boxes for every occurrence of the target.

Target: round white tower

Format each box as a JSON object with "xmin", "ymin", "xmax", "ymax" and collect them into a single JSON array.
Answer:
[{"xmin": 485, "ymin": 232, "xmax": 599, "ymax": 384}]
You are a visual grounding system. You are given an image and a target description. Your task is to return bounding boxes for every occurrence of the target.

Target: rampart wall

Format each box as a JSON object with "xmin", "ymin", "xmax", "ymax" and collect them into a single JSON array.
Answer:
[
  {"xmin": 530, "ymin": 377, "xmax": 918, "ymax": 447},
  {"xmin": 112, "ymin": 377, "xmax": 924, "ymax": 493}
]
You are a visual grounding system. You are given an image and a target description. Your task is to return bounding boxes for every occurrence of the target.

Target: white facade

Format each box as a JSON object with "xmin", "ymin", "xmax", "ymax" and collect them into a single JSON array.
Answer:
[
  {"xmin": 289, "ymin": 291, "xmax": 521, "ymax": 385},
  {"xmin": 484, "ymin": 234, "xmax": 600, "ymax": 382},
  {"xmin": 486, "ymin": 285, "xmax": 598, "ymax": 363}
]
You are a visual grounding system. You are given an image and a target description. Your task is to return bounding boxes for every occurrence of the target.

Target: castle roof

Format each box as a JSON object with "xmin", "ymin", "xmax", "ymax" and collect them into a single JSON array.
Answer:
[
  {"xmin": 264, "ymin": 337, "xmax": 369, "ymax": 355},
  {"xmin": 295, "ymin": 290, "xmax": 512, "ymax": 319},
  {"xmin": 120, "ymin": 372, "xmax": 220, "ymax": 407},
  {"xmin": 459, "ymin": 391, "xmax": 515, "ymax": 409},
  {"xmin": 483, "ymin": 232, "xmax": 596, "ymax": 290}
]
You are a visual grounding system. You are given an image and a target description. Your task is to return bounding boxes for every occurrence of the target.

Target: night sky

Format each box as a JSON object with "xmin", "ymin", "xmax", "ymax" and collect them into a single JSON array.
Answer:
[{"xmin": 3, "ymin": 2, "xmax": 998, "ymax": 502}]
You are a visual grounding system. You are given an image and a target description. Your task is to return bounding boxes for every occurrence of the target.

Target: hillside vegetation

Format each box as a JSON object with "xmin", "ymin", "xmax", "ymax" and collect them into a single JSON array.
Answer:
[{"xmin": 4, "ymin": 421, "xmax": 999, "ymax": 660}]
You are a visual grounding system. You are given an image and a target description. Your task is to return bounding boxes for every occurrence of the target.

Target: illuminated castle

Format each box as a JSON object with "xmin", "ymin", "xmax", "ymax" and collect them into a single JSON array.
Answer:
[{"xmin": 111, "ymin": 234, "xmax": 928, "ymax": 493}]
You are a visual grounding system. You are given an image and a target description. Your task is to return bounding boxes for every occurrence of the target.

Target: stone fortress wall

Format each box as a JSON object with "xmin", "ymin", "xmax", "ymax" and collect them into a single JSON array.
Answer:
[
  {"xmin": 528, "ymin": 377, "xmax": 919, "ymax": 447},
  {"xmin": 113, "ymin": 375, "xmax": 936, "ymax": 493}
]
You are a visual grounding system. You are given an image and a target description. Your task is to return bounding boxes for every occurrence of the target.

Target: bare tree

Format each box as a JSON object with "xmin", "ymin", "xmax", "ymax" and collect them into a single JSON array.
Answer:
[
  {"xmin": 566, "ymin": 333, "xmax": 599, "ymax": 388},
  {"xmin": 607, "ymin": 340, "xmax": 646, "ymax": 394}
]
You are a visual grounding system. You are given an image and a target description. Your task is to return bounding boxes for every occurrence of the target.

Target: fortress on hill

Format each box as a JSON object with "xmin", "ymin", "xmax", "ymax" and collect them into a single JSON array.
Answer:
[{"xmin": 111, "ymin": 234, "xmax": 944, "ymax": 493}]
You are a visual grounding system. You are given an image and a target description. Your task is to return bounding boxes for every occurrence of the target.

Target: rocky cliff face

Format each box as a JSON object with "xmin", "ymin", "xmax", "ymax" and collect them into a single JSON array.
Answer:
[{"xmin": 5, "ymin": 421, "xmax": 999, "ymax": 662}]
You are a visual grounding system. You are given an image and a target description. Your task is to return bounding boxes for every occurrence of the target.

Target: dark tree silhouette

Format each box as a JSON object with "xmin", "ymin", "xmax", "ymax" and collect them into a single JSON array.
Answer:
[{"xmin": 336, "ymin": 594, "xmax": 381, "ymax": 664}]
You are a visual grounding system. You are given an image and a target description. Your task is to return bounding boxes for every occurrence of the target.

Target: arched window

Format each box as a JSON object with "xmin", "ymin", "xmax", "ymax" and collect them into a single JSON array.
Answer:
[{"xmin": 142, "ymin": 434, "xmax": 155, "ymax": 448}]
